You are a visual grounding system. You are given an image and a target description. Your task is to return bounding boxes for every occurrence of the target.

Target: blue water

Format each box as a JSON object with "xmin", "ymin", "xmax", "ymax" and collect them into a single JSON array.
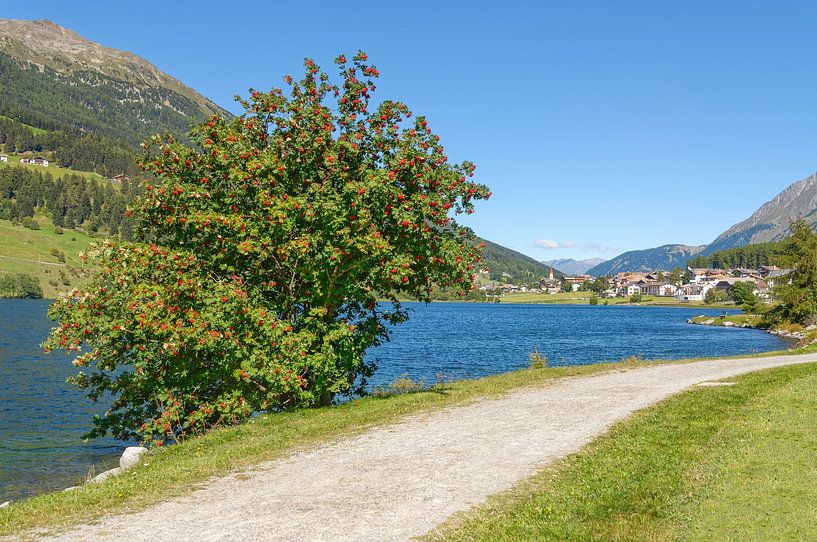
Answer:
[{"xmin": 0, "ymin": 300, "xmax": 789, "ymax": 502}]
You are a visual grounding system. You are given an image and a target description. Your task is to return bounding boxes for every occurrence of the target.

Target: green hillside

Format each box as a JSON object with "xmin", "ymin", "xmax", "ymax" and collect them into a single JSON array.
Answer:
[
  {"xmin": 481, "ymin": 239, "xmax": 562, "ymax": 284},
  {"xmin": 0, "ymin": 216, "xmax": 94, "ymax": 298},
  {"xmin": 687, "ymin": 241, "xmax": 785, "ymax": 269}
]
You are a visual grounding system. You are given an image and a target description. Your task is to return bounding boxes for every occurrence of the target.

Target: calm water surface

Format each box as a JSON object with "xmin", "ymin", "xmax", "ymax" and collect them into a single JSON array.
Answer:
[{"xmin": 0, "ymin": 300, "xmax": 789, "ymax": 502}]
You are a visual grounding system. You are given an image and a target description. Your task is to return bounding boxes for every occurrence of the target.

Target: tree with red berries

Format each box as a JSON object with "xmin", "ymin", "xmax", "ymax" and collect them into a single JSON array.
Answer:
[{"xmin": 44, "ymin": 52, "xmax": 491, "ymax": 444}]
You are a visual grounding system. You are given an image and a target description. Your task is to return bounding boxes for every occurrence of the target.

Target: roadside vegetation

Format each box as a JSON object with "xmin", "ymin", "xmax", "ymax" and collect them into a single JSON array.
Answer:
[{"xmin": 428, "ymin": 361, "xmax": 817, "ymax": 542}]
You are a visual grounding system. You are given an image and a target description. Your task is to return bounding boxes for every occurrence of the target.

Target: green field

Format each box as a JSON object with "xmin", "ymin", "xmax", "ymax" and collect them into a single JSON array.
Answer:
[
  {"xmin": 429, "ymin": 361, "xmax": 817, "ymax": 542},
  {"xmin": 0, "ymin": 153, "xmax": 106, "ymax": 182},
  {"xmin": 0, "ymin": 217, "xmax": 97, "ymax": 298}
]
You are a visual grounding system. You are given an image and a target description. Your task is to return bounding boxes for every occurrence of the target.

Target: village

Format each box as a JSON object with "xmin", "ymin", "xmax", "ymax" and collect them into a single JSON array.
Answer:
[{"xmin": 481, "ymin": 265, "xmax": 792, "ymax": 303}]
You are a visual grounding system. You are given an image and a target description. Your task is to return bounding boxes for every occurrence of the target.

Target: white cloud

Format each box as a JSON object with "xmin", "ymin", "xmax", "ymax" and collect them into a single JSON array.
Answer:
[
  {"xmin": 533, "ymin": 239, "xmax": 576, "ymax": 250},
  {"xmin": 581, "ymin": 243, "xmax": 616, "ymax": 254}
]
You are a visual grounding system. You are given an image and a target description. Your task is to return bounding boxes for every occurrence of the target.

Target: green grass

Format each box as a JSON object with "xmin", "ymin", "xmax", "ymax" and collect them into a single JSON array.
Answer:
[
  {"xmin": 690, "ymin": 313, "xmax": 765, "ymax": 327},
  {"xmin": 427, "ymin": 362, "xmax": 817, "ymax": 542},
  {"xmin": 0, "ymin": 217, "xmax": 97, "ymax": 297},
  {"xmin": 0, "ymin": 153, "xmax": 105, "ymax": 182},
  {"xmin": 0, "ymin": 360, "xmax": 657, "ymax": 539}
]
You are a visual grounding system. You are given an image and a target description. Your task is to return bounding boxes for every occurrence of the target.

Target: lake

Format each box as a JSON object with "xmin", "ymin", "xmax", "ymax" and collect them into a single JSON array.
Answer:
[{"xmin": 0, "ymin": 299, "xmax": 789, "ymax": 502}]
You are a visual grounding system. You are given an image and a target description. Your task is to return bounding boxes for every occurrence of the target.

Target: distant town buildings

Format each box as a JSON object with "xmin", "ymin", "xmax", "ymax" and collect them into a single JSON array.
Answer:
[{"xmin": 477, "ymin": 264, "xmax": 791, "ymax": 302}]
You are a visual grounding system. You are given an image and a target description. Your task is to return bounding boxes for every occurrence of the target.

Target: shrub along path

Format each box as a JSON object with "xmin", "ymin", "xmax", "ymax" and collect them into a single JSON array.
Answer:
[{"xmin": 33, "ymin": 353, "xmax": 817, "ymax": 542}]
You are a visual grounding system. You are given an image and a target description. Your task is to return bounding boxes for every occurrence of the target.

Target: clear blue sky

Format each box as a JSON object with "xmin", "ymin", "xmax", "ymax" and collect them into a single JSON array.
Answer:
[{"xmin": 5, "ymin": 1, "xmax": 817, "ymax": 261}]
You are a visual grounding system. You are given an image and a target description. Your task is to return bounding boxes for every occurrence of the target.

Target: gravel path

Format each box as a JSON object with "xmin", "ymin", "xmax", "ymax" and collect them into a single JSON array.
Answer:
[{"xmin": 35, "ymin": 353, "xmax": 817, "ymax": 542}]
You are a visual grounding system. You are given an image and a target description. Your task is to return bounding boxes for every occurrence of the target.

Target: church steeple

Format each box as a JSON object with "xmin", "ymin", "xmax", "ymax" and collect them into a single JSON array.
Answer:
[{"xmin": 549, "ymin": 266, "xmax": 554, "ymax": 281}]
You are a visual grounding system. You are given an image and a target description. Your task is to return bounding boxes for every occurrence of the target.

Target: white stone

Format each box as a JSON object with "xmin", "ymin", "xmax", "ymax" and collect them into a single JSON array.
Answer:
[
  {"xmin": 90, "ymin": 467, "xmax": 122, "ymax": 484},
  {"xmin": 120, "ymin": 446, "xmax": 149, "ymax": 471},
  {"xmin": 63, "ymin": 486, "xmax": 78, "ymax": 492},
  {"xmin": 722, "ymin": 321, "xmax": 735, "ymax": 327},
  {"xmin": 0, "ymin": 501, "xmax": 9, "ymax": 508}
]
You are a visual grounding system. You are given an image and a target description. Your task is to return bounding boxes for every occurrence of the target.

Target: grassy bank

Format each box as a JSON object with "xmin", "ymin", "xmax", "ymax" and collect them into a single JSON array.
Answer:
[
  {"xmin": 3, "ymin": 349, "xmax": 815, "ymax": 538},
  {"xmin": 428, "ymin": 361, "xmax": 817, "ymax": 542},
  {"xmin": 0, "ymin": 360, "xmax": 643, "ymax": 538}
]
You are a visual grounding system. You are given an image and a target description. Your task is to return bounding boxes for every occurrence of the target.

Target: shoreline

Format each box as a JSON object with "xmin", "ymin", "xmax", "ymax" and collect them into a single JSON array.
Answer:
[{"xmin": 7, "ymin": 352, "xmax": 817, "ymax": 541}]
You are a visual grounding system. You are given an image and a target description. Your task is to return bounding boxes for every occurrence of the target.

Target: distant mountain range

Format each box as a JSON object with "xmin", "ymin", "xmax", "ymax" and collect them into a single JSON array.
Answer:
[
  {"xmin": 586, "ymin": 245, "xmax": 704, "ymax": 275},
  {"xmin": 589, "ymin": 171, "xmax": 817, "ymax": 274},
  {"xmin": 542, "ymin": 258, "xmax": 606, "ymax": 276}
]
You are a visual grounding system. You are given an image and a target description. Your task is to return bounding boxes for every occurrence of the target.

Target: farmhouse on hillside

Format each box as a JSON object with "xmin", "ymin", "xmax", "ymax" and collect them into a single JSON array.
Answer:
[{"xmin": 20, "ymin": 157, "xmax": 49, "ymax": 167}]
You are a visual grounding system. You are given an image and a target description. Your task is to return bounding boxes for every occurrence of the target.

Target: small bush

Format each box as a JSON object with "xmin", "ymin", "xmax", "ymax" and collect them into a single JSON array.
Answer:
[
  {"xmin": 589, "ymin": 295, "xmax": 599, "ymax": 305},
  {"xmin": 21, "ymin": 216, "xmax": 40, "ymax": 230},
  {"xmin": 50, "ymin": 248, "xmax": 66, "ymax": 263},
  {"xmin": 54, "ymin": 226, "xmax": 63, "ymax": 235},
  {"xmin": 372, "ymin": 374, "xmax": 426, "ymax": 397},
  {"xmin": 528, "ymin": 347, "xmax": 548, "ymax": 369},
  {"xmin": 629, "ymin": 293, "xmax": 643, "ymax": 303},
  {"xmin": 621, "ymin": 355, "xmax": 644, "ymax": 364}
]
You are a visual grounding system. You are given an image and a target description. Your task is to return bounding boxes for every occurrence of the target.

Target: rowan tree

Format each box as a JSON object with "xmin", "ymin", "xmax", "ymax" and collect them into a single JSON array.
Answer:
[{"xmin": 43, "ymin": 52, "xmax": 491, "ymax": 444}]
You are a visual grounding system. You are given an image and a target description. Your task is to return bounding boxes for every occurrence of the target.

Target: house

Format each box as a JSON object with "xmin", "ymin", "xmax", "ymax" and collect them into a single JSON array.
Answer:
[
  {"xmin": 641, "ymin": 282, "xmax": 678, "ymax": 296},
  {"xmin": 111, "ymin": 173, "xmax": 131, "ymax": 182},
  {"xmin": 623, "ymin": 284, "xmax": 641, "ymax": 297},
  {"xmin": 564, "ymin": 275, "xmax": 592, "ymax": 292},
  {"xmin": 500, "ymin": 283, "xmax": 519, "ymax": 293},
  {"xmin": 674, "ymin": 283, "xmax": 714, "ymax": 302},
  {"xmin": 20, "ymin": 157, "xmax": 49, "ymax": 167},
  {"xmin": 764, "ymin": 269, "xmax": 792, "ymax": 288},
  {"xmin": 0, "ymin": 154, "xmax": 7, "ymax": 163}
]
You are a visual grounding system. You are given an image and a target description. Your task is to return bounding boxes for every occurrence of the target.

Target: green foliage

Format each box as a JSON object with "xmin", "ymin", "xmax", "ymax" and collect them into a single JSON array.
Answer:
[
  {"xmin": 588, "ymin": 294, "xmax": 599, "ymax": 305},
  {"xmin": 528, "ymin": 347, "xmax": 548, "ymax": 369},
  {"xmin": 20, "ymin": 216, "xmax": 39, "ymax": 230},
  {"xmin": 0, "ymin": 272, "xmax": 43, "ymax": 298},
  {"xmin": 0, "ymin": 165, "xmax": 137, "ymax": 235},
  {"xmin": 584, "ymin": 277, "xmax": 607, "ymax": 293},
  {"xmin": 44, "ymin": 52, "xmax": 490, "ymax": 444},
  {"xmin": 669, "ymin": 267, "xmax": 683, "ymax": 285},
  {"xmin": 688, "ymin": 241, "xmax": 784, "ymax": 269},
  {"xmin": 629, "ymin": 293, "xmax": 642, "ymax": 303},
  {"xmin": 372, "ymin": 374, "xmax": 426, "ymax": 397},
  {"xmin": 773, "ymin": 220, "xmax": 817, "ymax": 325},
  {"xmin": 730, "ymin": 281, "xmax": 758, "ymax": 312},
  {"xmin": 704, "ymin": 288, "xmax": 729, "ymax": 304}
]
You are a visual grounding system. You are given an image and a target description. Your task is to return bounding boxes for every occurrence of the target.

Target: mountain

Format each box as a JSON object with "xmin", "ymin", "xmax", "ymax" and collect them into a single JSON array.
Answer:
[
  {"xmin": 702, "ymin": 171, "xmax": 817, "ymax": 255},
  {"xmin": 0, "ymin": 19, "xmax": 228, "ymax": 147},
  {"xmin": 542, "ymin": 258, "xmax": 606, "ymax": 276},
  {"xmin": 587, "ymin": 171, "xmax": 817, "ymax": 274},
  {"xmin": 482, "ymin": 240, "xmax": 562, "ymax": 283},
  {"xmin": 586, "ymin": 244, "xmax": 704, "ymax": 276}
]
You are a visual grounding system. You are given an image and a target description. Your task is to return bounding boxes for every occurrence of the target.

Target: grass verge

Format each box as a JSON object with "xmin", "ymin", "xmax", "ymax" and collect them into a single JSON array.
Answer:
[
  {"xmin": 0, "ymin": 360, "xmax": 643, "ymax": 538},
  {"xmin": 426, "ymin": 362, "xmax": 817, "ymax": 541}
]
